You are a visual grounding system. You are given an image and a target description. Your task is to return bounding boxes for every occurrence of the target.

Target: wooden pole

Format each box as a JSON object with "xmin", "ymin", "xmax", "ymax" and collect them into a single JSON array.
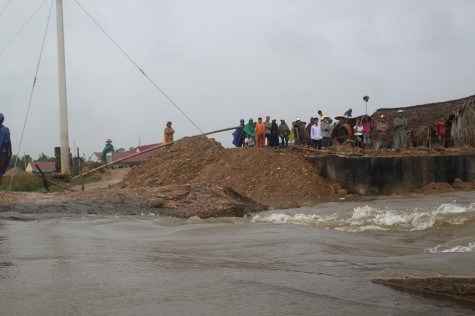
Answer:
[
  {"xmin": 36, "ymin": 165, "xmax": 50, "ymax": 191},
  {"xmin": 77, "ymin": 147, "xmax": 84, "ymax": 191},
  {"xmin": 71, "ymin": 126, "xmax": 239, "ymax": 180},
  {"xmin": 35, "ymin": 164, "xmax": 75, "ymax": 192}
]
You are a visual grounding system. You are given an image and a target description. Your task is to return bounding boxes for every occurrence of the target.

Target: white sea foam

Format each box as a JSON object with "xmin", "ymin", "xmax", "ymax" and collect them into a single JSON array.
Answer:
[
  {"xmin": 373, "ymin": 211, "xmax": 409, "ymax": 227},
  {"xmin": 336, "ymin": 225, "xmax": 388, "ymax": 232},
  {"xmin": 251, "ymin": 213, "xmax": 338, "ymax": 227},
  {"xmin": 436, "ymin": 202, "xmax": 467, "ymax": 214},
  {"xmin": 426, "ymin": 242, "xmax": 475, "ymax": 253},
  {"xmin": 350, "ymin": 205, "xmax": 374, "ymax": 220},
  {"xmin": 251, "ymin": 201, "xmax": 474, "ymax": 232},
  {"xmin": 350, "ymin": 202, "xmax": 474, "ymax": 232}
]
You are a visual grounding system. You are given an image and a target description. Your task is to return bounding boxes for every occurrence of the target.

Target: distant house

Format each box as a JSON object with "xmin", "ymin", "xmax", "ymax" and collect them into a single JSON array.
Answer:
[
  {"xmin": 111, "ymin": 143, "xmax": 162, "ymax": 167},
  {"xmin": 26, "ymin": 161, "xmax": 57, "ymax": 174},
  {"xmin": 88, "ymin": 152, "xmax": 102, "ymax": 163},
  {"xmin": 87, "ymin": 143, "xmax": 161, "ymax": 167}
]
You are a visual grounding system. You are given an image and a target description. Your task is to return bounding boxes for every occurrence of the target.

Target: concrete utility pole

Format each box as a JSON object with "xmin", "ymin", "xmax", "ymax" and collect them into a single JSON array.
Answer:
[{"xmin": 56, "ymin": 0, "xmax": 70, "ymax": 175}]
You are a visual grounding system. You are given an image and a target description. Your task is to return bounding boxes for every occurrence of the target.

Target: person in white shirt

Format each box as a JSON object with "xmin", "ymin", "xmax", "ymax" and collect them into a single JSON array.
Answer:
[
  {"xmin": 310, "ymin": 118, "xmax": 323, "ymax": 149},
  {"xmin": 245, "ymin": 134, "xmax": 255, "ymax": 147},
  {"xmin": 353, "ymin": 119, "xmax": 364, "ymax": 148}
]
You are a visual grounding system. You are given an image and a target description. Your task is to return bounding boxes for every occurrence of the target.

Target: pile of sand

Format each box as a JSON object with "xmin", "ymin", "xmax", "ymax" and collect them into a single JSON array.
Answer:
[{"xmin": 124, "ymin": 136, "xmax": 334, "ymax": 207}]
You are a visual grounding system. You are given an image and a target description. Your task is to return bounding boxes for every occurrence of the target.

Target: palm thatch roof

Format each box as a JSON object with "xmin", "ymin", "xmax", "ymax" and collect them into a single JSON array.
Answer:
[
  {"xmin": 451, "ymin": 97, "xmax": 475, "ymax": 146},
  {"xmin": 371, "ymin": 94, "xmax": 475, "ymax": 146}
]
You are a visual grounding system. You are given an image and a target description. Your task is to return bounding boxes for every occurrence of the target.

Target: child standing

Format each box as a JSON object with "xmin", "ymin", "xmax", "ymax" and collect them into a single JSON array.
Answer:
[{"xmin": 436, "ymin": 116, "xmax": 446, "ymax": 147}]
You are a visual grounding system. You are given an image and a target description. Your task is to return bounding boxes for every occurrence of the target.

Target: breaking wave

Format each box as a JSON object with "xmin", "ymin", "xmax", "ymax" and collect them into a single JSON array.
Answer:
[
  {"xmin": 426, "ymin": 242, "xmax": 475, "ymax": 253},
  {"xmin": 251, "ymin": 201, "xmax": 475, "ymax": 233}
]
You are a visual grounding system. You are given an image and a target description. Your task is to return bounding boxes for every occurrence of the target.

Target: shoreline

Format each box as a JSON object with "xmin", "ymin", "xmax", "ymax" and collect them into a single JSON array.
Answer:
[{"xmin": 0, "ymin": 183, "xmax": 473, "ymax": 221}]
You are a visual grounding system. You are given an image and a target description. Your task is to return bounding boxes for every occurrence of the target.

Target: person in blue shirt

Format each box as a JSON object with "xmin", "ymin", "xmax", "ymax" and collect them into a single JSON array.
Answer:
[
  {"xmin": 232, "ymin": 119, "xmax": 246, "ymax": 147},
  {"xmin": 0, "ymin": 113, "xmax": 12, "ymax": 185},
  {"xmin": 344, "ymin": 108, "xmax": 352, "ymax": 118}
]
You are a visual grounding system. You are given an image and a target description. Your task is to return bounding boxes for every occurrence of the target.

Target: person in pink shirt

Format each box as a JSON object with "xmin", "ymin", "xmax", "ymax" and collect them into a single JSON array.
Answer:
[{"xmin": 362, "ymin": 116, "xmax": 373, "ymax": 149}]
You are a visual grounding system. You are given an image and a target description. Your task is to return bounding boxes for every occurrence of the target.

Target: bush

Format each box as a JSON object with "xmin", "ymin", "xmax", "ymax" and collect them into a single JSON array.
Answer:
[{"xmin": 0, "ymin": 174, "xmax": 43, "ymax": 192}]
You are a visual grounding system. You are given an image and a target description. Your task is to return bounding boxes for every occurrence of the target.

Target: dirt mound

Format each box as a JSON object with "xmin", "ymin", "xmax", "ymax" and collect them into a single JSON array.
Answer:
[
  {"xmin": 146, "ymin": 183, "xmax": 268, "ymax": 218},
  {"xmin": 125, "ymin": 136, "xmax": 225, "ymax": 187},
  {"xmin": 1, "ymin": 167, "xmax": 42, "ymax": 191},
  {"xmin": 124, "ymin": 136, "xmax": 334, "ymax": 207},
  {"xmin": 5, "ymin": 167, "xmax": 35, "ymax": 178}
]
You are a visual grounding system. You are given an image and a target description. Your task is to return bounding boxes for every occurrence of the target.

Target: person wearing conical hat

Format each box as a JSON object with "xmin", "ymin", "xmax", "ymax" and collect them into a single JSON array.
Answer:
[
  {"xmin": 0, "ymin": 113, "xmax": 12, "ymax": 185},
  {"xmin": 100, "ymin": 138, "xmax": 115, "ymax": 164},
  {"xmin": 393, "ymin": 109, "xmax": 408, "ymax": 150},
  {"xmin": 376, "ymin": 114, "xmax": 389, "ymax": 149},
  {"xmin": 320, "ymin": 115, "xmax": 332, "ymax": 148}
]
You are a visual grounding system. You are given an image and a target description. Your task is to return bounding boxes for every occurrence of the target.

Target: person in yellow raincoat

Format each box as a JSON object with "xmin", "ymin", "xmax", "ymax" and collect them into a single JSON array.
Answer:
[{"xmin": 163, "ymin": 121, "xmax": 175, "ymax": 144}]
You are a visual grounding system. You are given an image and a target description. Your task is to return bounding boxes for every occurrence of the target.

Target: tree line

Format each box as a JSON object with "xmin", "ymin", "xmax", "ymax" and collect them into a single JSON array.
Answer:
[{"xmin": 8, "ymin": 153, "xmax": 56, "ymax": 171}]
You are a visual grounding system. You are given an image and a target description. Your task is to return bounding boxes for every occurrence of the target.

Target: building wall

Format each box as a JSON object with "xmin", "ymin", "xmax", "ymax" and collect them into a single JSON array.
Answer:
[{"xmin": 310, "ymin": 154, "xmax": 475, "ymax": 195}]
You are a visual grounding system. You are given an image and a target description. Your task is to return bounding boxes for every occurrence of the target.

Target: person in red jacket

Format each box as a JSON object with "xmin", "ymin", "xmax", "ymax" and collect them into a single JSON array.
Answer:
[{"xmin": 436, "ymin": 116, "xmax": 446, "ymax": 147}]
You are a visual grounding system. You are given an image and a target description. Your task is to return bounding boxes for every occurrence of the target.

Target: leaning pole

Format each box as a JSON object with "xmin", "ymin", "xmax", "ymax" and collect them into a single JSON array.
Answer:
[{"xmin": 56, "ymin": 0, "xmax": 70, "ymax": 175}]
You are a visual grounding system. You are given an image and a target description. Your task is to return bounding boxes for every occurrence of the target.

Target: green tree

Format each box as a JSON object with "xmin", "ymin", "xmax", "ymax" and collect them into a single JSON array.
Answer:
[
  {"xmin": 8, "ymin": 154, "xmax": 32, "ymax": 171},
  {"xmin": 37, "ymin": 152, "xmax": 56, "ymax": 162}
]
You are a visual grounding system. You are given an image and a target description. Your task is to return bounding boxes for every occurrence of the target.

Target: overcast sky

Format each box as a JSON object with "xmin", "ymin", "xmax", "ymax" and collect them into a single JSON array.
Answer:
[{"xmin": 1, "ymin": 0, "xmax": 474, "ymax": 159}]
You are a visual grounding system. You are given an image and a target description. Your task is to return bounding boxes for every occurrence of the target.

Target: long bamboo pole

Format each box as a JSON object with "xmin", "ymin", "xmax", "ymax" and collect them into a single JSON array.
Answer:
[{"xmin": 71, "ymin": 126, "xmax": 239, "ymax": 180}]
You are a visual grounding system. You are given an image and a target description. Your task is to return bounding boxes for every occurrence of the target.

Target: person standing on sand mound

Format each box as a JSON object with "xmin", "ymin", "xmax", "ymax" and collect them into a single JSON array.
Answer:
[
  {"xmin": 0, "ymin": 113, "xmax": 12, "ymax": 185},
  {"xmin": 163, "ymin": 121, "xmax": 175, "ymax": 144},
  {"xmin": 101, "ymin": 139, "xmax": 115, "ymax": 164},
  {"xmin": 255, "ymin": 117, "xmax": 266, "ymax": 147},
  {"xmin": 393, "ymin": 109, "xmax": 408, "ymax": 150}
]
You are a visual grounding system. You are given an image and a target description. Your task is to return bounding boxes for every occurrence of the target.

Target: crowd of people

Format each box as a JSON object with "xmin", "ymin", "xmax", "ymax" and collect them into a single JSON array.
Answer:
[
  {"xmin": 232, "ymin": 116, "xmax": 292, "ymax": 149},
  {"xmin": 231, "ymin": 110, "xmax": 413, "ymax": 150}
]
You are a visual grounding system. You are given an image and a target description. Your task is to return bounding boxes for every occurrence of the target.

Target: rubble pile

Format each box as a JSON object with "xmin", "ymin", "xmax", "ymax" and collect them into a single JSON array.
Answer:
[{"xmin": 124, "ymin": 136, "xmax": 334, "ymax": 207}]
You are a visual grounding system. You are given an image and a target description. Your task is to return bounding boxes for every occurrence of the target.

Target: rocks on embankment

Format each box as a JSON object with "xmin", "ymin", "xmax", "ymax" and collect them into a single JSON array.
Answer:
[
  {"xmin": 146, "ymin": 183, "xmax": 268, "ymax": 218},
  {"xmin": 372, "ymin": 276, "xmax": 475, "ymax": 304}
]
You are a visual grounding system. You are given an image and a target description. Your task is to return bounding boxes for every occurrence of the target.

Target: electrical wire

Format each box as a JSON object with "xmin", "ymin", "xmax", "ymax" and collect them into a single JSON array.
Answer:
[
  {"xmin": 0, "ymin": 0, "xmax": 14, "ymax": 19},
  {"xmin": 72, "ymin": 0, "xmax": 203, "ymax": 133},
  {"xmin": 9, "ymin": 0, "xmax": 54, "ymax": 191},
  {"xmin": 0, "ymin": 0, "xmax": 49, "ymax": 57}
]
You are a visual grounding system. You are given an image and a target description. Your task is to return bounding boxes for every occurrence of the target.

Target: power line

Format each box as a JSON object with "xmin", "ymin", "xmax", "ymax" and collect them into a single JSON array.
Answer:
[
  {"xmin": 0, "ymin": 0, "xmax": 14, "ymax": 19},
  {"xmin": 9, "ymin": 0, "xmax": 54, "ymax": 191},
  {"xmin": 72, "ymin": 0, "xmax": 203, "ymax": 133},
  {"xmin": 0, "ymin": 0, "xmax": 49, "ymax": 56}
]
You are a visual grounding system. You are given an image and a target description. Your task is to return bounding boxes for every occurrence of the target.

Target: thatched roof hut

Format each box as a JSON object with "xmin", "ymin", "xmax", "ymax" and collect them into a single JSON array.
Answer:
[
  {"xmin": 371, "ymin": 94, "xmax": 475, "ymax": 147},
  {"xmin": 451, "ymin": 96, "xmax": 475, "ymax": 147}
]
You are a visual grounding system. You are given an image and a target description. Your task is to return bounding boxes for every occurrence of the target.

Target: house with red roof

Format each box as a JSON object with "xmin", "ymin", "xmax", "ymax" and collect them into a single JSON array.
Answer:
[
  {"xmin": 26, "ymin": 161, "xmax": 58, "ymax": 174},
  {"xmin": 110, "ymin": 143, "xmax": 162, "ymax": 167}
]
